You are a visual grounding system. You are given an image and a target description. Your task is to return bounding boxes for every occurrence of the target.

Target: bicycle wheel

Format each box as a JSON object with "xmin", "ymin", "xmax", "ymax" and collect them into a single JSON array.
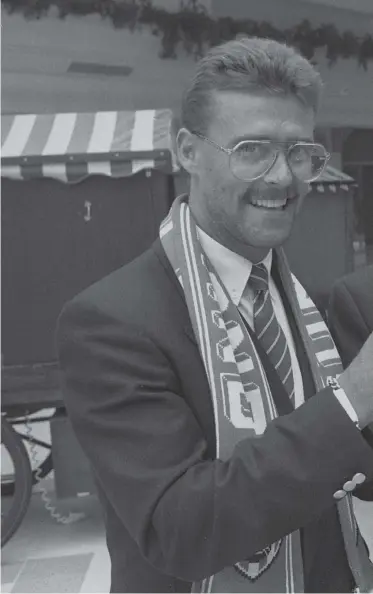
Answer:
[
  {"xmin": 1, "ymin": 416, "xmax": 33, "ymax": 546},
  {"xmin": 2, "ymin": 453, "xmax": 53, "ymax": 496},
  {"xmin": 2, "ymin": 409, "xmax": 55, "ymax": 496}
]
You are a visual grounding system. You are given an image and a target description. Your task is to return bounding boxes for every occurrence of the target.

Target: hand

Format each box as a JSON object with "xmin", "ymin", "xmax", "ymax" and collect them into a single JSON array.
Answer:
[{"xmin": 338, "ymin": 332, "xmax": 373, "ymax": 429}]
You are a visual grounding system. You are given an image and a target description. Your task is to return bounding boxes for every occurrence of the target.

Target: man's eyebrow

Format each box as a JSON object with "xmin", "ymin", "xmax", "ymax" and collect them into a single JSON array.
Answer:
[{"xmin": 228, "ymin": 134, "xmax": 314, "ymax": 146}]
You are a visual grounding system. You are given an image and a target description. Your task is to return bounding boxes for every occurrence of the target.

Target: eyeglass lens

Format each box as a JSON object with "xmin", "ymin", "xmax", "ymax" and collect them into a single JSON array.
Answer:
[{"xmin": 230, "ymin": 142, "xmax": 328, "ymax": 182}]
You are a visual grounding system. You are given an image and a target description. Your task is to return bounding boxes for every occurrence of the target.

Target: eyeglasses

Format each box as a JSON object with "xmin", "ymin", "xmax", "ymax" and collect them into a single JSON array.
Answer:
[{"xmin": 192, "ymin": 131, "xmax": 330, "ymax": 183}]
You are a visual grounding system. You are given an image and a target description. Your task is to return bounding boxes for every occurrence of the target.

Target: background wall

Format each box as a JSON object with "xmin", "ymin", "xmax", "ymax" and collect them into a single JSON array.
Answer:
[
  {"xmin": 212, "ymin": 0, "xmax": 373, "ymax": 128},
  {"xmin": 213, "ymin": 0, "xmax": 373, "ymax": 34},
  {"xmin": 298, "ymin": 0, "xmax": 373, "ymax": 14},
  {"xmin": 2, "ymin": 0, "xmax": 373, "ymax": 127}
]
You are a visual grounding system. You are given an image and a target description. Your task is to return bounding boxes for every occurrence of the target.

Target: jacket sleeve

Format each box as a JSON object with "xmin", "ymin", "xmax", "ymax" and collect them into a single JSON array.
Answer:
[{"xmin": 57, "ymin": 297, "xmax": 373, "ymax": 583}]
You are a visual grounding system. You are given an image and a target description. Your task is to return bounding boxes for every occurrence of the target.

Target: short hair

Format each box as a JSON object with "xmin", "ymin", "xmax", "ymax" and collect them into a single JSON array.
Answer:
[{"xmin": 180, "ymin": 36, "xmax": 323, "ymax": 135}]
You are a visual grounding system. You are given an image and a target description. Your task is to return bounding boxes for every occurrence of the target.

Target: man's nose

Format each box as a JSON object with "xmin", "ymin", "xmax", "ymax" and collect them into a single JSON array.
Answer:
[{"xmin": 263, "ymin": 151, "xmax": 293, "ymax": 187}]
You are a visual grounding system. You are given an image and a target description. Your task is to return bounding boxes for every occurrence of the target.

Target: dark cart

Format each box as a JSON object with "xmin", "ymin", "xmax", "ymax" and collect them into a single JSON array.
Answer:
[{"xmin": 1, "ymin": 109, "xmax": 177, "ymax": 544}]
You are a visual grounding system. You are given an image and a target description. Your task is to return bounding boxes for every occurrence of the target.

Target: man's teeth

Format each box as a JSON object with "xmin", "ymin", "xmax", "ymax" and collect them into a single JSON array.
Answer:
[{"xmin": 251, "ymin": 198, "xmax": 288, "ymax": 208}]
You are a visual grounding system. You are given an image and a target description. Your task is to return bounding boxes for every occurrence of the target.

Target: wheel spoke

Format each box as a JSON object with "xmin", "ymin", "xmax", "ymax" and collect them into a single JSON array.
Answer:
[{"xmin": 15, "ymin": 432, "xmax": 52, "ymax": 450}]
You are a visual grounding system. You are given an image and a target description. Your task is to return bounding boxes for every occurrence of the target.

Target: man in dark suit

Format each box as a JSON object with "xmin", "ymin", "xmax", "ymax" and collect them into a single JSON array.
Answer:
[{"xmin": 57, "ymin": 38, "xmax": 373, "ymax": 593}]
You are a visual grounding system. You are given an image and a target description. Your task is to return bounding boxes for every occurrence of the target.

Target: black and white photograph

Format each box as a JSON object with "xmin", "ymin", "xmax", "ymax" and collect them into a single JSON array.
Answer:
[{"xmin": 1, "ymin": 0, "xmax": 373, "ymax": 592}]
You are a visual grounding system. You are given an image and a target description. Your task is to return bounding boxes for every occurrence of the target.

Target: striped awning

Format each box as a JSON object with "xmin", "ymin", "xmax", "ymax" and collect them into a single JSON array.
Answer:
[
  {"xmin": 312, "ymin": 165, "xmax": 355, "ymax": 193},
  {"xmin": 1, "ymin": 111, "xmax": 356, "ymax": 193},
  {"xmin": 1, "ymin": 109, "xmax": 176, "ymax": 182}
]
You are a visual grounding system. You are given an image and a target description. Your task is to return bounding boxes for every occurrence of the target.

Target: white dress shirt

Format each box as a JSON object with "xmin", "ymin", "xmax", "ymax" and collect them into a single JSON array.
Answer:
[{"xmin": 196, "ymin": 226, "xmax": 359, "ymax": 423}]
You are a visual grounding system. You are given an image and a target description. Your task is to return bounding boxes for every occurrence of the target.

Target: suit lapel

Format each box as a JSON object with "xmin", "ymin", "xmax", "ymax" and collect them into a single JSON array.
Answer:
[{"xmin": 153, "ymin": 239, "xmax": 198, "ymax": 345}]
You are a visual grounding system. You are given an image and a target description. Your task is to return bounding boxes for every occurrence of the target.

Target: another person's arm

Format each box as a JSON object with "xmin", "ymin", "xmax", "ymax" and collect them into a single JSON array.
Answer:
[
  {"xmin": 328, "ymin": 275, "xmax": 373, "ymax": 500},
  {"xmin": 57, "ymin": 297, "xmax": 373, "ymax": 583}
]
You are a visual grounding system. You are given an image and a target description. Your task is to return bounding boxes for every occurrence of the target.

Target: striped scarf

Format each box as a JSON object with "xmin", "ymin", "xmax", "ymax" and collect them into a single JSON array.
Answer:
[{"xmin": 160, "ymin": 194, "xmax": 373, "ymax": 593}]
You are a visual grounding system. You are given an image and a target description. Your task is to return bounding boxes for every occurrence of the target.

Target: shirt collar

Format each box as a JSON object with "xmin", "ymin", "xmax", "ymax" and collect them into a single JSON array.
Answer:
[{"xmin": 196, "ymin": 226, "xmax": 273, "ymax": 306}]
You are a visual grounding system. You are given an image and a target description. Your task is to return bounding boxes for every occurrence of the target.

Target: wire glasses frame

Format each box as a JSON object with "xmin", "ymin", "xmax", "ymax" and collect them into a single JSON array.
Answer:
[{"xmin": 191, "ymin": 131, "xmax": 331, "ymax": 183}]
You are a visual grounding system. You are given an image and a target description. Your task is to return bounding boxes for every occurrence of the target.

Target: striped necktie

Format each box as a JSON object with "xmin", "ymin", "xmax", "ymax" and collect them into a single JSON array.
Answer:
[{"xmin": 249, "ymin": 263, "xmax": 295, "ymax": 402}]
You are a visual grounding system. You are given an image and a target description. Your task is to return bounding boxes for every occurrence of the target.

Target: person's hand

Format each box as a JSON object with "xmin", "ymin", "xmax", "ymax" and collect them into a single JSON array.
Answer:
[{"xmin": 338, "ymin": 332, "xmax": 373, "ymax": 429}]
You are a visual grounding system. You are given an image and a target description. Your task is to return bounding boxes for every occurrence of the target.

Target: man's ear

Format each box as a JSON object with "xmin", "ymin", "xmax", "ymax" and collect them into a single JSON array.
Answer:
[{"xmin": 176, "ymin": 128, "xmax": 199, "ymax": 175}]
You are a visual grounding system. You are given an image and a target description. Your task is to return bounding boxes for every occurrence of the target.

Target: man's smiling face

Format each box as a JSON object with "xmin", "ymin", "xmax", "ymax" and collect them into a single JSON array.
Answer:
[{"xmin": 188, "ymin": 90, "xmax": 315, "ymax": 259}]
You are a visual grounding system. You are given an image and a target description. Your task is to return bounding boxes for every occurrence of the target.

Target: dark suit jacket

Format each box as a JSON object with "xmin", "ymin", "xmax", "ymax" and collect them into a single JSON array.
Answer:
[
  {"xmin": 328, "ymin": 264, "xmax": 373, "ymax": 368},
  {"xmin": 328, "ymin": 264, "xmax": 373, "ymax": 500},
  {"xmin": 57, "ymin": 240, "xmax": 373, "ymax": 593}
]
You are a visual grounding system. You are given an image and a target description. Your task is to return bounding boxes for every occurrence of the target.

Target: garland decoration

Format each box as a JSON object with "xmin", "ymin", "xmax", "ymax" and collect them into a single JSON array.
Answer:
[{"xmin": 3, "ymin": 0, "xmax": 373, "ymax": 69}]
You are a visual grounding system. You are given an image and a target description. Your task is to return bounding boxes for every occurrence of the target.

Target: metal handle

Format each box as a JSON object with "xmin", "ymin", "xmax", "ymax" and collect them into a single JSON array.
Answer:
[{"xmin": 83, "ymin": 200, "xmax": 92, "ymax": 222}]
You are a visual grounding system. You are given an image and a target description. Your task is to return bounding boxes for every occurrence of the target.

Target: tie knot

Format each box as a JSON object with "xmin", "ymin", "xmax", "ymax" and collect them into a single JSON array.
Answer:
[{"xmin": 249, "ymin": 263, "xmax": 269, "ymax": 293}]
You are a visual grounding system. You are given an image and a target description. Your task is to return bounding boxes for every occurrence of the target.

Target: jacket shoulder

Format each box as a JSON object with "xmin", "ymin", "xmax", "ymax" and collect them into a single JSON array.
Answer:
[
  {"xmin": 61, "ymin": 241, "xmax": 178, "ymax": 326},
  {"xmin": 333, "ymin": 265, "xmax": 373, "ymax": 297},
  {"xmin": 332, "ymin": 265, "xmax": 373, "ymax": 326}
]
